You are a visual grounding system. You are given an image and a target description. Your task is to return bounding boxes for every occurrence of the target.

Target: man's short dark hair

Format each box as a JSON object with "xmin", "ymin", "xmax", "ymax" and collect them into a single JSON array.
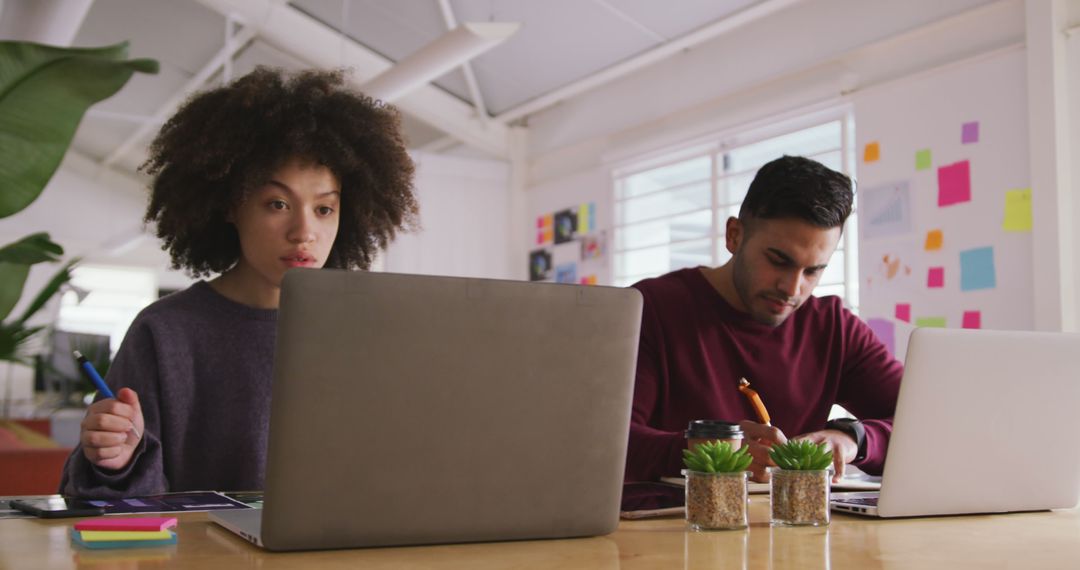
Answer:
[{"xmin": 738, "ymin": 155, "xmax": 853, "ymax": 229}]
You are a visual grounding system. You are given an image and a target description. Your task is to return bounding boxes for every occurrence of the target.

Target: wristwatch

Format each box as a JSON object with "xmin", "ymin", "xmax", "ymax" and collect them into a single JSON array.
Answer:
[{"xmin": 825, "ymin": 418, "xmax": 867, "ymax": 462}]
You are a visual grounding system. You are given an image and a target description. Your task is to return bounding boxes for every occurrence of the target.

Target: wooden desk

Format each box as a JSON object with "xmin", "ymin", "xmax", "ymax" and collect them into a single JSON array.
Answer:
[{"xmin": 2, "ymin": 496, "xmax": 1079, "ymax": 569}]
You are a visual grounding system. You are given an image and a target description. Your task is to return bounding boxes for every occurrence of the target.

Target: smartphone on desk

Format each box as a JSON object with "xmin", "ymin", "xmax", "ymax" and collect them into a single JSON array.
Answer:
[{"xmin": 10, "ymin": 497, "xmax": 106, "ymax": 518}]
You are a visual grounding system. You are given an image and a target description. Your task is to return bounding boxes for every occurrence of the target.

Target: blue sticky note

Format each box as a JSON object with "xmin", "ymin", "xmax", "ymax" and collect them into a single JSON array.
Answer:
[{"xmin": 960, "ymin": 247, "xmax": 996, "ymax": 291}]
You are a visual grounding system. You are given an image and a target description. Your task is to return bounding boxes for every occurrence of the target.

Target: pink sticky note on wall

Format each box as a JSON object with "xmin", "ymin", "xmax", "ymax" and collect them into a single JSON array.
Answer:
[
  {"xmin": 962, "ymin": 310, "xmax": 981, "ymax": 329},
  {"xmin": 937, "ymin": 160, "xmax": 971, "ymax": 207},
  {"xmin": 927, "ymin": 267, "xmax": 944, "ymax": 288},
  {"xmin": 895, "ymin": 303, "xmax": 911, "ymax": 323}
]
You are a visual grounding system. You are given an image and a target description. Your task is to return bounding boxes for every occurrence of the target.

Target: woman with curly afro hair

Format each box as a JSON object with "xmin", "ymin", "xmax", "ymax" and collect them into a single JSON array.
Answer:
[{"xmin": 61, "ymin": 67, "xmax": 419, "ymax": 498}]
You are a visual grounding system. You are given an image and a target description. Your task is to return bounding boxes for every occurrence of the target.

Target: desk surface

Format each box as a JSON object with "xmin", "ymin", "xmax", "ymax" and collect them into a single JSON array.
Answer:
[{"xmin": 2, "ymin": 496, "xmax": 1079, "ymax": 569}]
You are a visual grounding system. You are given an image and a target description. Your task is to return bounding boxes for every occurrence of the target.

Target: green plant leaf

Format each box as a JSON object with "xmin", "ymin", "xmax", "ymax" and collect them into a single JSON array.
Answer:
[
  {"xmin": 0, "ymin": 41, "xmax": 158, "ymax": 218},
  {"xmin": 0, "ymin": 262, "xmax": 30, "ymax": 323},
  {"xmin": 0, "ymin": 232, "xmax": 63, "ymax": 264},
  {"xmin": 12, "ymin": 258, "xmax": 75, "ymax": 326},
  {"xmin": 0, "ymin": 233, "xmax": 65, "ymax": 321},
  {"xmin": 0, "ymin": 322, "xmax": 44, "ymax": 364}
]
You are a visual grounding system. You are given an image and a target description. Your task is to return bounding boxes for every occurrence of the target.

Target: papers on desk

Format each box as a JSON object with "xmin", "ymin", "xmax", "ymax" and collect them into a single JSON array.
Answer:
[
  {"xmin": 659, "ymin": 466, "xmax": 881, "ymax": 493},
  {"xmin": 65, "ymin": 491, "xmax": 249, "ymax": 516}
]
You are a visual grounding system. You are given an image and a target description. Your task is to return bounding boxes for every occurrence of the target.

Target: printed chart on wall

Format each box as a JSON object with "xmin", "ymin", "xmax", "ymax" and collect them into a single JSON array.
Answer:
[
  {"xmin": 530, "ymin": 203, "xmax": 605, "ymax": 285},
  {"xmin": 853, "ymin": 48, "xmax": 1033, "ymax": 360}
]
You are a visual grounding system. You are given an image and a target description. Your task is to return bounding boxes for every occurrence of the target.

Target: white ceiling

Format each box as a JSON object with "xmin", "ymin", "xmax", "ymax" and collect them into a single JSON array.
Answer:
[
  {"xmin": 3, "ymin": 0, "xmax": 767, "ymax": 173},
  {"xmin": 1, "ymin": 0, "xmax": 1010, "ymax": 177}
]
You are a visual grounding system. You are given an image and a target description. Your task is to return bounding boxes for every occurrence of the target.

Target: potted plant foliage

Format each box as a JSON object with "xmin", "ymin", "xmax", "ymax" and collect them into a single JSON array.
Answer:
[
  {"xmin": 682, "ymin": 440, "xmax": 752, "ymax": 530},
  {"xmin": 768, "ymin": 440, "xmax": 833, "ymax": 526},
  {"xmin": 0, "ymin": 40, "xmax": 156, "ymax": 413}
]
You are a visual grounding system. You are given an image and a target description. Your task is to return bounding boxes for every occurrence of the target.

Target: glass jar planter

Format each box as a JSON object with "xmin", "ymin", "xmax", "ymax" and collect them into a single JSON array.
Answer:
[
  {"xmin": 769, "ymin": 467, "xmax": 831, "ymax": 526},
  {"xmin": 683, "ymin": 469, "xmax": 749, "ymax": 530}
]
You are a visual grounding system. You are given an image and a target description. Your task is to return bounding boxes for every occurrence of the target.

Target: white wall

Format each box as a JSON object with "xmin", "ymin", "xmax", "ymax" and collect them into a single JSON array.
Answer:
[
  {"xmin": 381, "ymin": 151, "xmax": 512, "ymax": 279},
  {"xmin": 1068, "ymin": 21, "xmax": 1080, "ymax": 330},
  {"xmin": 524, "ymin": 0, "xmax": 1025, "ymax": 291},
  {"xmin": 854, "ymin": 48, "xmax": 1032, "ymax": 332}
]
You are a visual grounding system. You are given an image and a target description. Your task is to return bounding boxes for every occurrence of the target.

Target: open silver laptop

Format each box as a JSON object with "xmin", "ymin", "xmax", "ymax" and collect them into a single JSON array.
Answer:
[
  {"xmin": 832, "ymin": 327, "xmax": 1080, "ymax": 517},
  {"xmin": 211, "ymin": 269, "xmax": 642, "ymax": 550}
]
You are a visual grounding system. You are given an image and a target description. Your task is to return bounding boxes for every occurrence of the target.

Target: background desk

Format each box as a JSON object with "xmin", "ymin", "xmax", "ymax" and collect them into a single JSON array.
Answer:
[{"xmin": 2, "ymin": 496, "xmax": 1079, "ymax": 569}]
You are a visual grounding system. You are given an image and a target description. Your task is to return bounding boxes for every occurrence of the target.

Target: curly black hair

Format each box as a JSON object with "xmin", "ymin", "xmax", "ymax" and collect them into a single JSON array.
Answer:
[{"xmin": 141, "ymin": 66, "xmax": 418, "ymax": 275}]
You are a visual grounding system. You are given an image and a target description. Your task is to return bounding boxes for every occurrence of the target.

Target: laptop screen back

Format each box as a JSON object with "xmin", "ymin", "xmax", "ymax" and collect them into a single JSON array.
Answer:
[
  {"xmin": 260, "ymin": 270, "xmax": 643, "ymax": 550},
  {"xmin": 876, "ymin": 328, "xmax": 1080, "ymax": 517}
]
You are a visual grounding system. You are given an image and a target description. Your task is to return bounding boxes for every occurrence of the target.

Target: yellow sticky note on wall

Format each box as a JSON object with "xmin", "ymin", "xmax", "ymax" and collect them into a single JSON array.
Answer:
[
  {"xmin": 864, "ymin": 142, "xmax": 880, "ymax": 163},
  {"xmin": 924, "ymin": 229, "xmax": 943, "ymax": 251},
  {"xmin": 1002, "ymin": 188, "xmax": 1032, "ymax": 232}
]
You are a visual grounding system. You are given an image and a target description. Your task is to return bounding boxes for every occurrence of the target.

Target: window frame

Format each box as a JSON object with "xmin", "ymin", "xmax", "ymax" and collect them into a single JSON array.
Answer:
[{"xmin": 610, "ymin": 106, "xmax": 859, "ymax": 311}]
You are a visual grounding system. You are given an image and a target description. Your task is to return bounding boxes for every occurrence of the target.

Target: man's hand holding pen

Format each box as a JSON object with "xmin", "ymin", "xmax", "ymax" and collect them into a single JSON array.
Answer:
[{"xmin": 737, "ymin": 420, "xmax": 858, "ymax": 483}]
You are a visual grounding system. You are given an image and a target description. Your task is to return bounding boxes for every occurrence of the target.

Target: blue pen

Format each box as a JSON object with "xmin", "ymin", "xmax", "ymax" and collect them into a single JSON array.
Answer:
[{"xmin": 74, "ymin": 350, "xmax": 141, "ymax": 440}]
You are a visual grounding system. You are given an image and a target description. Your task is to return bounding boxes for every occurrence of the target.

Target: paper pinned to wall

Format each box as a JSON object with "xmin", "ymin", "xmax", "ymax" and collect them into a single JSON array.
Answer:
[
  {"xmin": 962, "ymin": 310, "xmax": 982, "ymax": 329},
  {"xmin": 864, "ymin": 141, "xmax": 881, "ymax": 163},
  {"xmin": 895, "ymin": 303, "xmax": 911, "ymax": 323},
  {"xmin": 927, "ymin": 267, "xmax": 945, "ymax": 288},
  {"xmin": 866, "ymin": 318, "xmax": 896, "ymax": 357},
  {"xmin": 960, "ymin": 246, "xmax": 996, "ymax": 291},
  {"xmin": 555, "ymin": 263, "xmax": 577, "ymax": 284},
  {"xmin": 915, "ymin": 149, "xmax": 932, "ymax": 171},
  {"xmin": 924, "ymin": 229, "xmax": 943, "ymax": 251},
  {"xmin": 937, "ymin": 160, "xmax": 972, "ymax": 207},
  {"xmin": 529, "ymin": 249, "xmax": 552, "ymax": 281},
  {"xmin": 861, "ymin": 181, "xmax": 911, "ymax": 240},
  {"xmin": 914, "ymin": 316, "xmax": 946, "ymax": 328},
  {"xmin": 1001, "ymin": 188, "xmax": 1032, "ymax": 232}
]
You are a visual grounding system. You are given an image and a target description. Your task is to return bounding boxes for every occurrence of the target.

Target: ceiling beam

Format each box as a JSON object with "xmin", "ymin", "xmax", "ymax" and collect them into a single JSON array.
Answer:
[
  {"xmin": 101, "ymin": 23, "xmax": 258, "ymax": 170},
  {"xmin": 0, "ymin": 0, "xmax": 94, "ymax": 46},
  {"xmin": 494, "ymin": 0, "xmax": 803, "ymax": 124},
  {"xmin": 195, "ymin": 0, "xmax": 510, "ymax": 158},
  {"xmin": 436, "ymin": 0, "xmax": 489, "ymax": 125}
]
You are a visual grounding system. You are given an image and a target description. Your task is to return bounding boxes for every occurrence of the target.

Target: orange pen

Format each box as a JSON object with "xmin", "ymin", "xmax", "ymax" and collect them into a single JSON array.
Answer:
[{"xmin": 737, "ymin": 377, "xmax": 771, "ymax": 426}]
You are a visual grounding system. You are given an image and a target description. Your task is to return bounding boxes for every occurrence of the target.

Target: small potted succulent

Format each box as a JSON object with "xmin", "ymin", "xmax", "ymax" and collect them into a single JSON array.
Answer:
[
  {"xmin": 768, "ymin": 441, "xmax": 833, "ymax": 526},
  {"xmin": 682, "ymin": 441, "xmax": 753, "ymax": 530}
]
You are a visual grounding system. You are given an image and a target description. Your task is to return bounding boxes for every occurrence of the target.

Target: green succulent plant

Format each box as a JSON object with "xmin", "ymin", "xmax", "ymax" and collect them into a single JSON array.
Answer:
[
  {"xmin": 682, "ymin": 441, "xmax": 753, "ymax": 473},
  {"xmin": 769, "ymin": 440, "xmax": 833, "ymax": 471}
]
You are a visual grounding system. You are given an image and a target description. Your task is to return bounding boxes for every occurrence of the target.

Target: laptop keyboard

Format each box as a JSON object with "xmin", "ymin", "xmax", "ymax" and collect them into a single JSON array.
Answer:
[{"xmin": 839, "ymin": 497, "xmax": 879, "ymax": 506}]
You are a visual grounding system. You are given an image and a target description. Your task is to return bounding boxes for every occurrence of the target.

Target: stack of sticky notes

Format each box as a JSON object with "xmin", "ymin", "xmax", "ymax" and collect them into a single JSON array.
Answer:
[{"xmin": 70, "ymin": 517, "xmax": 178, "ymax": 549}]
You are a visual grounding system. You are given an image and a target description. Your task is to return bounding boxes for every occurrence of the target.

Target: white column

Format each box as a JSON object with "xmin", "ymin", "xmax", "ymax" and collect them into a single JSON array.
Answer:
[
  {"xmin": 1026, "ymin": 0, "xmax": 1074, "ymax": 331},
  {"xmin": 507, "ymin": 126, "xmax": 529, "ymax": 281}
]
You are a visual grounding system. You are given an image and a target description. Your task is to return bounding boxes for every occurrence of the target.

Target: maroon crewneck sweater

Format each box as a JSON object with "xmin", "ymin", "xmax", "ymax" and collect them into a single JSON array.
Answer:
[{"xmin": 626, "ymin": 267, "xmax": 903, "ymax": 482}]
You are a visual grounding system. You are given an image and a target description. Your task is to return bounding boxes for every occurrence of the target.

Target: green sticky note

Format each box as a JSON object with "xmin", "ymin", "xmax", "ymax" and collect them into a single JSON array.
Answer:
[
  {"xmin": 915, "ymin": 149, "xmax": 932, "ymax": 171},
  {"xmin": 1002, "ymin": 188, "xmax": 1032, "ymax": 232},
  {"xmin": 915, "ymin": 316, "xmax": 946, "ymax": 328}
]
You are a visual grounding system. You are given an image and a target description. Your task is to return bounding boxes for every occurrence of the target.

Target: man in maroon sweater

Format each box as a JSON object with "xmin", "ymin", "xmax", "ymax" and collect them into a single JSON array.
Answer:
[{"xmin": 627, "ymin": 155, "xmax": 903, "ymax": 483}]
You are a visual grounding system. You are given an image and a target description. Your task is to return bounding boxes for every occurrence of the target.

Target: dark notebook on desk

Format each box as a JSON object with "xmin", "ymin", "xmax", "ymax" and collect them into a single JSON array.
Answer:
[{"xmin": 211, "ymin": 270, "xmax": 642, "ymax": 551}]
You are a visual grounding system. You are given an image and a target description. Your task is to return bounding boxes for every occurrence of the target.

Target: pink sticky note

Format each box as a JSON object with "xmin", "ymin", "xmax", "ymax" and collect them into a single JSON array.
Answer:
[
  {"xmin": 928, "ymin": 267, "xmax": 944, "ymax": 288},
  {"xmin": 962, "ymin": 310, "xmax": 982, "ymax": 329},
  {"xmin": 962, "ymin": 121, "xmax": 979, "ymax": 144},
  {"xmin": 937, "ymin": 160, "xmax": 971, "ymax": 207},
  {"xmin": 75, "ymin": 517, "xmax": 178, "ymax": 532},
  {"xmin": 895, "ymin": 303, "xmax": 911, "ymax": 323},
  {"xmin": 536, "ymin": 232, "xmax": 544, "ymax": 245},
  {"xmin": 536, "ymin": 217, "xmax": 544, "ymax": 229}
]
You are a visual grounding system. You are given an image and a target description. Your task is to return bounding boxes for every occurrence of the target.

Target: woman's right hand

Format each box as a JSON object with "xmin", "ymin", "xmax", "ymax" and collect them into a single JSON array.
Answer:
[{"xmin": 80, "ymin": 388, "xmax": 144, "ymax": 470}]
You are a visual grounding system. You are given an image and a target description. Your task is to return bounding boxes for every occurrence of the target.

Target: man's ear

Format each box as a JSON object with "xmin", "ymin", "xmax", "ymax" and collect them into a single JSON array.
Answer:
[{"xmin": 725, "ymin": 216, "xmax": 744, "ymax": 255}]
